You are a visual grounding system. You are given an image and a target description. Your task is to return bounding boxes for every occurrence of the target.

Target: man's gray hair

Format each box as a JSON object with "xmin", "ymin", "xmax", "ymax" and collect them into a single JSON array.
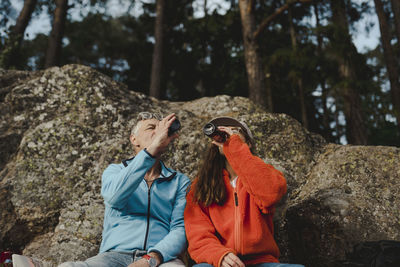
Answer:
[{"xmin": 130, "ymin": 112, "xmax": 163, "ymax": 136}]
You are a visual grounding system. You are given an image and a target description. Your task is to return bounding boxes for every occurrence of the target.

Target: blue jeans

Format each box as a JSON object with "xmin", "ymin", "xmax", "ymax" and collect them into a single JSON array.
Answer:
[
  {"xmin": 58, "ymin": 251, "xmax": 185, "ymax": 267},
  {"xmin": 58, "ymin": 252, "xmax": 133, "ymax": 267},
  {"xmin": 193, "ymin": 263, "xmax": 305, "ymax": 267}
]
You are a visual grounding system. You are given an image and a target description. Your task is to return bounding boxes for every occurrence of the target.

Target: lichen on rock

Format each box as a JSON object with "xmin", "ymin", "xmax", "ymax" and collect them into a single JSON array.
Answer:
[{"xmin": 0, "ymin": 64, "xmax": 399, "ymax": 267}]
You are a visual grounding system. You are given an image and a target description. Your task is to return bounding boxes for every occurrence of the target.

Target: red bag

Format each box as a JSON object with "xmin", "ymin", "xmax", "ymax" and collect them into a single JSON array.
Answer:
[{"xmin": 0, "ymin": 251, "xmax": 12, "ymax": 266}]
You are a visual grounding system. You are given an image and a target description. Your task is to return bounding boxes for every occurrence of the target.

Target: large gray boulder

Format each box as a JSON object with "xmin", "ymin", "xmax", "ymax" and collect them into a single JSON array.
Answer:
[{"xmin": 0, "ymin": 64, "xmax": 398, "ymax": 267}]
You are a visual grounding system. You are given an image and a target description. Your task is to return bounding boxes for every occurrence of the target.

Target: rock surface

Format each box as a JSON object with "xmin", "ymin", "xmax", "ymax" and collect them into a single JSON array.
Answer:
[{"xmin": 0, "ymin": 64, "xmax": 399, "ymax": 267}]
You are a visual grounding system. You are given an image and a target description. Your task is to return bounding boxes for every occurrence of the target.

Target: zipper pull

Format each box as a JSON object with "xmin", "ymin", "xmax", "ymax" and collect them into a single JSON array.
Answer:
[{"xmin": 234, "ymin": 192, "xmax": 238, "ymax": 206}]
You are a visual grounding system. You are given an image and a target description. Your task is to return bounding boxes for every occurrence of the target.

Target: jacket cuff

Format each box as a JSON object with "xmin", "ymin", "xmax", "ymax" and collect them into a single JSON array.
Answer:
[
  {"xmin": 223, "ymin": 134, "xmax": 245, "ymax": 153},
  {"xmin": 225, "ymin": 134, "xmax": 243, "ymax": 145},
  {"xmin": 147, "ymin": 249, "xmax": 164, "ymax": 264}
]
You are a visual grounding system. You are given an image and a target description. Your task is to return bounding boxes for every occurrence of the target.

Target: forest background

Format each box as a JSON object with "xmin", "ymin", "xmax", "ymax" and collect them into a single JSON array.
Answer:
[{"xmin": 0, "ymin": 0, "xmax": 399, "ymax": 147}]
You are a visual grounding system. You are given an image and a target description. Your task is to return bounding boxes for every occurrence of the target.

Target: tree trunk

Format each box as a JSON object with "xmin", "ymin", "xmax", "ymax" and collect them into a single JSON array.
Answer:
[
  {"xmin": 288, "ymin": 6, "xmax": 308, "ymax": 129},
  {"xmin": 202, "ymin": 0, "xmax": 209, "ymax": 96},
  {"xmin": 329, "ymin": 0, "xmax": 368, "ymax": 145},
  {"xmin": 13, "ymin": 0, "xmax": 37, "ymax": 38},
  {"xmin": 1, "ymin": 0, "xmax": 37, "ymax": 69},
  {"xmin": 375, "ymin": 0, "xmax": 400, "ymax": 131},
  {"xmin": 238, "ymin": 0, "xmax": 269, "ymax": 109},
  {"xmin": 44, "ymin": 0, "xmax": 68, "ymax": 68},
  {"xmin": 391, "ymin": 0, "xmax": 400, "ymax": 48},
  {"xmin": 314, "ymin": 2, "xmax": 330, "ymax": 136},
  {"xmin": 149, "ymin": 0, "xmax": 165, "ymax": 99},
  {"xmin": 340, "ymin": 64, "xmax": 368, "ymax": 145},
  {"xmin": 334, "ymin": 99, "xmax": 341, "ymax": 144}
]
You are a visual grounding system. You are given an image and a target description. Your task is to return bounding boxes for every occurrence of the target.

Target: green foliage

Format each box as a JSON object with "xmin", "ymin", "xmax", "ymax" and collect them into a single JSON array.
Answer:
[
  {"xmin": 0, "ymin": 0, "xmax": 13, "ymax": 28},
  {"xmin": 1, "ymin": 0, "xmax": 399, "ymax": 146},
  {"xmin": 0, "ymin": 32, "xmax": 21, "ymax": 69},
  {"xmin": 0, "ymin": 0, "xmax": 13, "ymax": 69}
]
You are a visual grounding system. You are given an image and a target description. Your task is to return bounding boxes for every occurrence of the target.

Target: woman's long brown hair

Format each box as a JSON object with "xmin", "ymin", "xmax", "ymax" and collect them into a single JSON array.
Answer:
[
  {"xmin": 193, "ymin": 144, "xmax": 227, "ymax": 206},
  {"xmin": 192, "ymin": 131, "xmax": 255, "ymax": 207}
]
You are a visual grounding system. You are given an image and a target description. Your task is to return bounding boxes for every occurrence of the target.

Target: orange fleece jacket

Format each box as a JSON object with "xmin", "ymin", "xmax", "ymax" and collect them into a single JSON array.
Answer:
[{"xmin": 184, "ymin": 135, "xmax": 287, "ymax": 267}]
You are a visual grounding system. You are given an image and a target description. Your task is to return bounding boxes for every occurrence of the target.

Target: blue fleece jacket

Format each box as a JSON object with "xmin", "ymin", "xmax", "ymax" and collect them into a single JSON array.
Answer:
[{"xmin": 99, "ymin": 149, "xmax": 191, "ymax": 263}]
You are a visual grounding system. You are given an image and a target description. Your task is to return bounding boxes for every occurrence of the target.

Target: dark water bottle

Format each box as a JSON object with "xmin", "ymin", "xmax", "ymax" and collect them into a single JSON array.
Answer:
[
  {"xmin": 168, "ymin": 118, "xmax": 181, "ymax": 136},
  {"xmin": 203, "ymin": 123, "xmax": 227, "ymax": 143}
]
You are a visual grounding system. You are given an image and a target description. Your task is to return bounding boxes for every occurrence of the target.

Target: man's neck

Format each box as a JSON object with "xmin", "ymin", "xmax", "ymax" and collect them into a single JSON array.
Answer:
[{"xmin": 145, "ymin": 160, "xmax": 161, "ymax": 183}]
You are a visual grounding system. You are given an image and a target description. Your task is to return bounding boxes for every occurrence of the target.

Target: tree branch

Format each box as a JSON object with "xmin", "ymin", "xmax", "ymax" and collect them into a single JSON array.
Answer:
[
  {"xmin": 253, "ymin": 0, "xmax": 313, "ymax": 39},
  {"xmin": 247, "ymin": 0, "xmax": 254, "ymax": 14}
]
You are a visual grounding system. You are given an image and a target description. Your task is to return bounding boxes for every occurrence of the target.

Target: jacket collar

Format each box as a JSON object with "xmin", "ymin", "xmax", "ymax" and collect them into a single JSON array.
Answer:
[
  {"xmin": 122, "ymin": 156, "xmax": 176, "ymax": 181},
  {"xmin": 222, "ymin": 169, "xmax": 237, "ymax": 192}
]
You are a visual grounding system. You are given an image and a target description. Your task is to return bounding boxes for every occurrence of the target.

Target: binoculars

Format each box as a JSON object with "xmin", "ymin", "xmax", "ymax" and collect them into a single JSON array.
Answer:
[
  {"xmin": 203, "ymin": 123, "xmax": 228, "ymax": 143},
  {"xmin": 169, "ymin": 120, "xmax": 230, "ymax": 143},
  {"xmin": 168, "ymin": 119, "xmax": 181, "ymax": 136}
]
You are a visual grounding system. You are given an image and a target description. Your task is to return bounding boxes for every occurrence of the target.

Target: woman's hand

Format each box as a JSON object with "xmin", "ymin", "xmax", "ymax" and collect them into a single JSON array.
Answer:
[
  {"xmin": 211, "ymin": 126, "xmax": 244, "ymax": 147},
  {"xmin": 221, "ymin": 253, "xmax": 245, "ymax": 267}
]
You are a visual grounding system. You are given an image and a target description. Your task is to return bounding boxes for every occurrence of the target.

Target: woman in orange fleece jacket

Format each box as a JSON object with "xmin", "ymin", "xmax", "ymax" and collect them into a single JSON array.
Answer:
[{"xmin": 184, "ymin": 117, "xmax": 304, "ymax": 267}]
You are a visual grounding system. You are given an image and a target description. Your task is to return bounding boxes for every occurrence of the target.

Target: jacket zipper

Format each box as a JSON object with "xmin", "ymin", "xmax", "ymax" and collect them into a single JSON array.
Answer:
[
  {"xmin": 234, "ymin": 191, "xmax": 241, "ymax": 255},
  {"xmin": 143, "ymin": 182, "xmax": 153, "ymax": 250}
]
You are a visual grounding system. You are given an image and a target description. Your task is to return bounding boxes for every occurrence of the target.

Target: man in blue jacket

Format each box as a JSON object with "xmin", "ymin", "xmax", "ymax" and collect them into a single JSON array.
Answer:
[{"xmin": 59, "ymin": 112, "xmax": 191, "ymax": 267}]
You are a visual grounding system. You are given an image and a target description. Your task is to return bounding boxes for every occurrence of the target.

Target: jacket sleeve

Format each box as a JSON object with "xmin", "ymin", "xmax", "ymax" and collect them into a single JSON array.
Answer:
[
  {"xmin": 223, "ymin": 135, "xmax": 287, "ymax": 214},
  {"xmin": 101, "ymin": 149, "xmax": 156, "ymax": 209},
  {"xmin": 148, "ymin": 175, "xmax": 191, "ymax": 263},
  {"xmin": 184, "ymin": 187, "xmax": 234, "ymax": 267}
]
